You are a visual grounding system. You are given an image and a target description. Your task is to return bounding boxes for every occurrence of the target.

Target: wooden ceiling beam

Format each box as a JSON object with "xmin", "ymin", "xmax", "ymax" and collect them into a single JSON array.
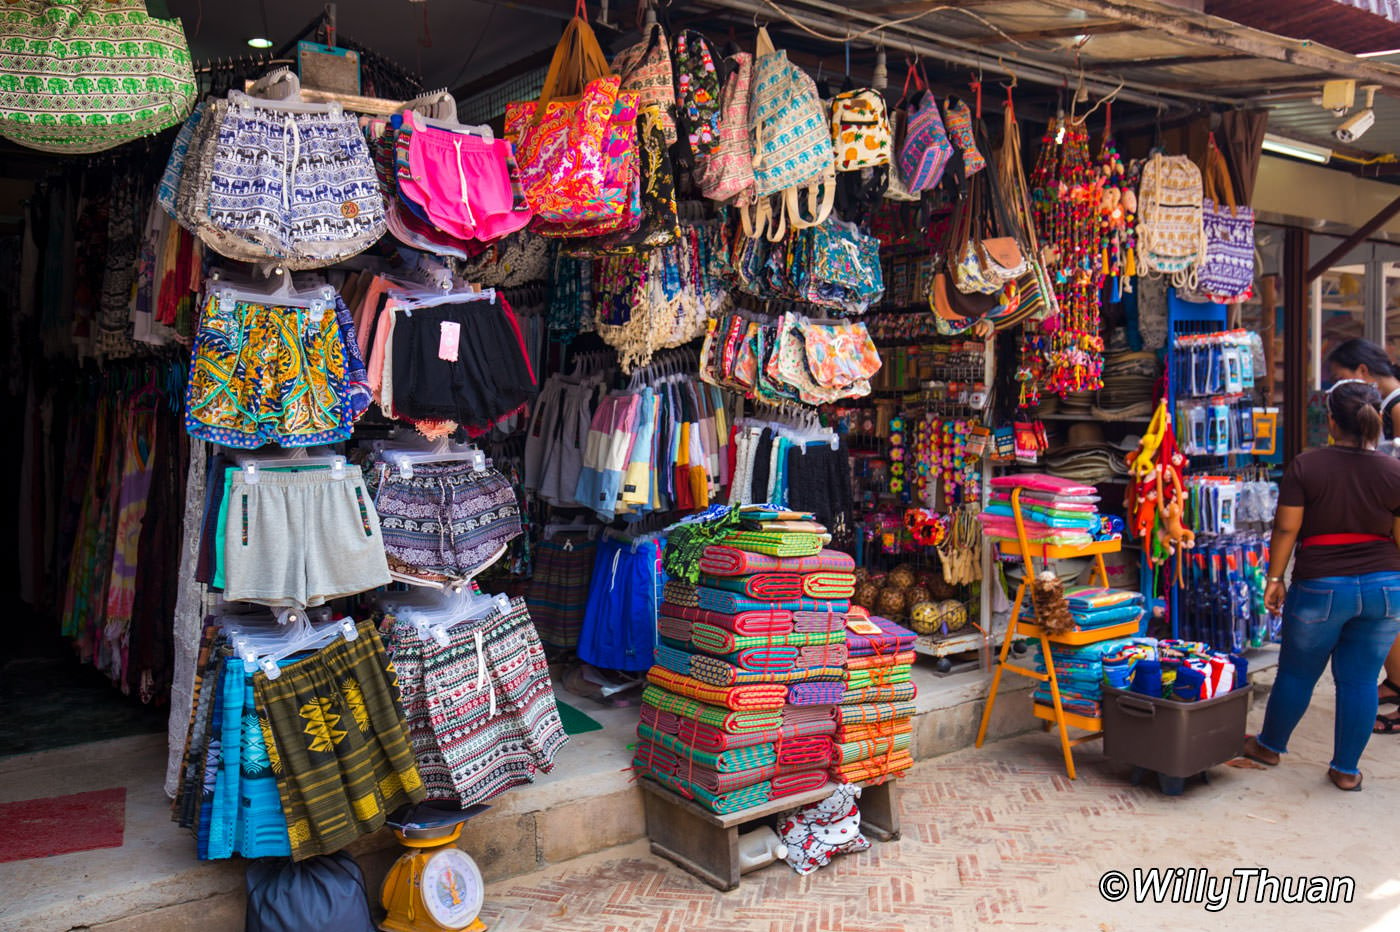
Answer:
[
  {"xmin": 971, "ymin": 21, "xmax": 1143, "ymax": 46},
  {"xmin": 1083, "ymin": 52, "xmax": 1249, "ymax": 71}
]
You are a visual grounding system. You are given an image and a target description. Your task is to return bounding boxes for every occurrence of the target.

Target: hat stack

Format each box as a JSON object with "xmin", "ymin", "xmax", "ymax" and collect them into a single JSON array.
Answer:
[
  {"xmin": 634, "ymin": 509, "xmax": 855, "ymax": 814},
  {"xmin": 831, "ymin": 609, "xmax": 919, "ymax": 783},
  {"xmin": 1092, "ymin": 352, "xmax": 1161, "ymax": 421}
]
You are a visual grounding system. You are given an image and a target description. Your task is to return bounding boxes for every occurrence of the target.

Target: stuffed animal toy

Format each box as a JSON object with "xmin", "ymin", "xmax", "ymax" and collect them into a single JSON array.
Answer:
[
  {"xmin": 776, "ymin": 784, "xmax": 871, "ymax": 875},
  {"xmin": 1030, "ymin": 570, "xmax": 1075, "ymax": 634}
]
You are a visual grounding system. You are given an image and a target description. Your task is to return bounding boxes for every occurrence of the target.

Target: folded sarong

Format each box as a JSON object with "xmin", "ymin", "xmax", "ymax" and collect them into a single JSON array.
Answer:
[
  {"xmin": 792, "ymin": 610, "xmax": 848, "ymax": 634},
  {"xmin": 802, "ymin": 572, "xmax": 856, "ymax": 599},
  {"xmin": 846, "ymin": 651, "xmax": 917, "ymax": 671},
  {"xmin": 700, "ymin": 546, "xmax": 855, "ymax": 577},
  {"xmin": 832, "ymin": 750, "xmax": 914, "ymax": 784},
  {"xmin": 835, "ymin": 720, "xmax": 914, "ymax": 745},
  {"xmin": 636, "ymin": 724, "xmax": 778, "ymax": 773},
  {"xmin": 688, "ymin": 622, "xmax": 844, "ymax": 655},
  {"xmin": 703, "ymin": 573, "xmax": 804, "ymax": 600},
  {"xmin": 741, "ymin": 520, "xmax": 829, "ymax": 535},
  {"xmin": 646, "ymin": 667, "xmax": 788, "ymax": 711},
  {"xmin": 663, "ymin": 580, "xmax": 701, "ymax": 607},
  {"xmin": 834, "ymin": 731, "xmax": 913, "ymax": 764},
  {"xmin": 776, "ymin": 735, "xmax": 832, "ymax": 769},
  {"xmin": 641, "ymin": 769, "xmax": 773, "ymax": 814},
  {"xmin": 698, "ymin": 587, "xmax": 848, "ymax": 616},
  {"xmin": 738, "ymin": 506, "xmax": 814, "ymax": 522},
  {"xmin": 1063, "ymin": 587, "xmax": 1143, "ymax": 611},
  {"xmin": 834, "ymin": 702, "xmax": 917, "ymax": 726},
  {"xmin": 720, "ymin": 531, "xmax": 823, "ymax": 558},
  {"xmin": 662, "ymin": 602, "xmax": 794, "ymax": 636},
  {"xmin": 789, "ymin": 681, "xmax": 847, "ymax": 705},
  {"xmin": 686, "ymin": 649, "xmax": 846, "ymax": 687},
  {"xmin": 770, "ymin": 769, "xmax": 830, "ymax": 798},
  {"xmin": 841, "ymin": 682, "xmax": 918, "ymax": 705}
]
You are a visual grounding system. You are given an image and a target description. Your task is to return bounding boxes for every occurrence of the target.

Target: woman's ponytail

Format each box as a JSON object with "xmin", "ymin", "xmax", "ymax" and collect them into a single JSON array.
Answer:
[{"xmin": 1329, "ymin": 380, "xmax": 1384, "ymax": 446}]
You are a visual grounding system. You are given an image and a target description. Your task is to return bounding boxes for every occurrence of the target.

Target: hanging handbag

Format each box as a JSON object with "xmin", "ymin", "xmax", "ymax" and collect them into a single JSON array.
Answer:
[
  {"xmin": 1198, "ymin": 136, "xmax": 1255, "ymax": 302},
  {"xmin": 572, "ymin": 106, "xmax": 680, "ymax": 253},
  {"xmin": 505, "ymin": 2, "xmax": 637, "ymax": 227},
  {"xmin": 897, "ymin": 66, "xmax": 953, "ymax": 194},
  {"xmin": 0, "ymin": 0, "xmax": 197, "ymax": 154},
  {"xmin": 696, "ymin": 50, "xmax": 754, "ymax": 204},
  {"xmin": 611, "ymin": 23, "xmax": 678, "ymax": 144},
  {"xmin": 831, "ymin": 87, "xmax": 892, "ymax": 171}
]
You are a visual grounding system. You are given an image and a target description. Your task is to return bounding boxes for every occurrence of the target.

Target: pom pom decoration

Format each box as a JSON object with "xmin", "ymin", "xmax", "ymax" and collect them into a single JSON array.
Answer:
[{"xmin": 1029, "ymin": 570, "xmax": 1075, "ymax": 635}]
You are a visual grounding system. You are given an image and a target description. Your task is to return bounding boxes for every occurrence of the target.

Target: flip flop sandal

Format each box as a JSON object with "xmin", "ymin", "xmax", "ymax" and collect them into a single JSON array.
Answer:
[
  {"xmin": 1328, "ymin": 768, "xmax": 1363, "ymax": 792},
  {"xmin": 1374, "ymin": 711, "xmax": 1400, "ymax": 735},
  {"xmin": 1380, "ymin": 677, "xmax": 1400, "ymax": 707},
  {"xmin": 1241, "ymin": 735, "xmax": 1279, "ymax": 766}
]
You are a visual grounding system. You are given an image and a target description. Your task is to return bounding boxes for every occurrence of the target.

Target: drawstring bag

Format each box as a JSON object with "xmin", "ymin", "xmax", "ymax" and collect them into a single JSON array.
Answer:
[
  {"xmin": 1198, "ymin": 137, "xmax": 1255, "ymax": 302},
  {"xmin": 746, "ymin": 27, "xmax": 836, "ymax": 238},
  {"xmin": 0, "ymin": 0, "xmax": 197, "ymax": 153},
  {"xmin": 245, "ymin": 852, "xmax": 375, "ymax": 932}
]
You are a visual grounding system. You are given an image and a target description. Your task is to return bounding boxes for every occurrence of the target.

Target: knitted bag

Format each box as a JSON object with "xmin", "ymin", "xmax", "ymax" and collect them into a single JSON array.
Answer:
[
  {"xmin": 746, "ymin": 28, "xmax": 836, "ymax": 236},
  {"xmin": 696, "ymin": 51, "xmax": 754, "ymax": 204},
  {"xmin": 1198, "ymin": 139, "xmax": 1255, "ymax": 302},
  {"xmin": 897, "ymin": 68, "xmax": 953, "ymax": 193},
  {"xmin": 1138, "ymin": 152, "xmax": 1207, "ymax": 285},
  {"xmin": 0, "ymin": 0, "xmax": 196, "ymax": 154}
]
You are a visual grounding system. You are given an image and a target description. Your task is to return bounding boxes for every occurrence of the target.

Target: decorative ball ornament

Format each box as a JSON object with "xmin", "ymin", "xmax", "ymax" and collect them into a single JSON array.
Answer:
[
  {"xmin": 854, "ymin": 582, "xmax": 881, "ymax": 608},
  {"xmin": 909, "ymin": 601, "xmax": 939, "ymax": 635},
  {"xmin": 934, "ymin": 599, "xmax": 969, "ymax": 631},
  {"xmin": 887, "ymin": 566, "xmax": 917, "ymax": 591},
  {"xmin": 905, "ymin": 585, "xmax": 932, "ymax": 607},
  {"xmin": 877, "ymin": 587, "xmax": 908, "ymax": 616}
]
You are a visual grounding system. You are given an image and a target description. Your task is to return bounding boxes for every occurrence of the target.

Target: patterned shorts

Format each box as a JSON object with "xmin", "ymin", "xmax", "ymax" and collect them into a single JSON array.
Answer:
[
  {"xmin": 184, "ymin": 294, "xmax": 351, "ymax": 448},
  {"xmin": 374, "ymin": 462, "xmax": 524, "ymax": 578},
  {"xmin": 206, "ymin": 92, "xmax": 386, "ymax": 263}
]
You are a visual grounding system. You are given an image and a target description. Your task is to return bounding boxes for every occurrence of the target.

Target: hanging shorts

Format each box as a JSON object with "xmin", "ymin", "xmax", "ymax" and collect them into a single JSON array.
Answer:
[
  {"xmin": 394, "ymin": 111, "xmax": 532, "ymax": 243},
  {"xmin": 185, "ymin": 294, "xmax": 352, "ymax": 448},
  {"xmin": 222, "ymin": 468, "xmax": 391, "ymax": 608},
  {"xmin": 206, "ymin": 91, "xmax": 386, "ymax": 264},
  {"xmin": 389, "ymin": 301, "xmax": 537, "ymax": 429},
  {"xmin": 374, "ymin": 462, "xmax": 524, "ymax": 578}
]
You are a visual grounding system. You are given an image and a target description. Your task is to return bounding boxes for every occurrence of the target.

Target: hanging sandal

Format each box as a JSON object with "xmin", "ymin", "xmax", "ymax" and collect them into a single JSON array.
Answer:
[
  {"xmin": 1379, "ymin": 677, "xmax": 1400, "ymax": 707},
  {"xmin": 1327, "ymin": 768, "xmax": 1363, "ymax": 792},
  {"xmin": 1374, "ymin": 711, "xmax": 1400, "ymax": 735},
  {"xmin": 1240, "ymin": 735, "xmax": 1279, "ymax": 766}
]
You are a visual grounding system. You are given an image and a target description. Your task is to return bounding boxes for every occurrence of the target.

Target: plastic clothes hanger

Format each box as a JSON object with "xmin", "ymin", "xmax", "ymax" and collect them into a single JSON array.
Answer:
[{"xmin": 229, "ymin": 446, "xmax": 348, "ymax": 485}]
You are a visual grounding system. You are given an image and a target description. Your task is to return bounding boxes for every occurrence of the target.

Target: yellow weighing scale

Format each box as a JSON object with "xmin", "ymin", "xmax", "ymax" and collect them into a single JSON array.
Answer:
[{"xmin": 380, "ymin": 802, "xmax": 491, "ymax": 932}]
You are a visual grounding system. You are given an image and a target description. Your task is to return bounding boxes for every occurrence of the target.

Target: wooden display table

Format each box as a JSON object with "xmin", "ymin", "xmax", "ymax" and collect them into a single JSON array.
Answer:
[{"xmin": 640, "ymin": 776, "xmax": 900, "ymax": 891}]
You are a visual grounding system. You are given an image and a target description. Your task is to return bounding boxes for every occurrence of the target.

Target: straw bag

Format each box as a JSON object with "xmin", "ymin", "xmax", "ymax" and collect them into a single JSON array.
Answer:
[
  {"xmin": 0, "ymin": 0, "xmax": 196, "ymax": 153},
  {"xmin": 1198, "ymin": 137, "xmax": 1255, "ymax": 302}
]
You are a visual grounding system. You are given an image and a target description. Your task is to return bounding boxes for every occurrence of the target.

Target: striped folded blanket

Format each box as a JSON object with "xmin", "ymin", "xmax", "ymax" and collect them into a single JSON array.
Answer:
[
  {"xmin": 796, "ymin": 643, "xmax": 849, "ymax": 669},
  {"xmin": 770, "ymin": 769, "xmax": 830, "ymax": 799},
  {"xmin": 835, "ymin": 720, "xmax": 915, "ymax": 745},
  {"xmin": 834, "ymin": 702, "xmax": 917, "ymax": 726},
  {"xmin": 657, "ymin": 614, "xmax": 692, "ymax": 644},
  {"xmin": 642, "ymin": 704, "xmax": 834, "ymax": 752},
  {"xmin": 783, "ymin": 704, "xmax": 836, "ymax": 727},
  {"xmin": 846, "ymin": 651, "xmax": 917, "ymax": 671},
  {"xmin": 833, "ymin": 750, "xmax": 914, "ymax": 784},
  {"xmin": 845, "ymin": 614, "xmax": 919, "ymax": 657},
  {"xmin": 845, "ymin": 666, "xmax": 914, "ymax": 691},
  {"xmin": 662, "ymin": 602, "xmax": 793, "ymax": 636},
  {"xmin": 776, "ymin": 735, "xmax": 833, "ymax": 769},
  {"xmin": 647, "ymin": 667, "xmax": 789, "ymax": 710},
  {"xmin": 636, "ymin": 724, "xmax": 778, "ymax": 773},
  {"xmin": 788, "ymin": 681, "xmax": 847, "ymax": 705},
  {"xmin": 688, "ymin": 650, "xmax": 846, "ymax": 688},
  {"xmin": 698, "ymin": 587, "xmax": 849, "ymax": 616},
  {"xmin": 803, "ymin": 572, "xmax": 857, "ymax": 599},
  {"xmin": 841, "ymin": 682, "xmax": 918, "ymax": 705},
  {"xmin": 720, "ymin": 645, "xmax": 803, "ymax": 673},
  {"xmin": 700, "ymin": 546, "xmax": 855, "ymax": 577},
  {"xmin": 834, "ymin": 731, "xmax": 913, "ymax": 765},
  {"xmin": 641, "ymin": 770, "xmax": 773, "ymax": 814},
  {"xmin": 792, "ymin": 610, "xmax": 848, "ymax": 634},
  {"xmin": 642, "ymin": 685, "xmax": 783, "ymax": 733},
  {"xmin": 720, "ymin": 531, "xmax": 824, "ymax": 558},
  {"xmin": 635, "ymin": 741, "xmax": 778, "ymax": 794},
  {"xmin": 689, "ymin": 622, "xmax": 844, "ymax": 655},
  {"xmin": 703, "ymin": 573, "xmax": 804, "ymax": 600},
  {"xmin": 663, "ymin": 581, "xmax": 701, "ymax": 607}
]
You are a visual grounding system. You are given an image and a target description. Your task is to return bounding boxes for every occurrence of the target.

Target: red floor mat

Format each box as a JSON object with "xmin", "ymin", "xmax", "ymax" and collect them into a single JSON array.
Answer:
[{"xmin": 0, "ymin": 787, "xmax": 126, "ymax": 863}]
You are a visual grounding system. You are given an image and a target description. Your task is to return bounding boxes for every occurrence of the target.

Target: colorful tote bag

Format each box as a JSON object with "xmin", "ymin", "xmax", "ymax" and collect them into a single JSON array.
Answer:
[
  {"xmin": 611, "ymin": 23, "xmax": 677, "ymax": 145},
  {"xmin": 747, "ymin": 28, "xmax": 835, "ymax": 232},
  {"xmin": 696, "ymin": 51, "xmax": 754, "ymax": 204},
  {"xmin": 0, "ymin": 0, "xmax": 196, "ymax": 154},
  {"xmin": 505, "ymin": 4, "xmax": 632, "ymax": 226},
  {"xmin": 1198, "ymin": 138, "xmax": 1255, "ymax": 301},
  {"xmin": 530, "ymin": 87, "xmax": 643, "ymax": 238},
  {"xmin": 898, "ymin": 69, "xmax": 953, "ymax": 194}
]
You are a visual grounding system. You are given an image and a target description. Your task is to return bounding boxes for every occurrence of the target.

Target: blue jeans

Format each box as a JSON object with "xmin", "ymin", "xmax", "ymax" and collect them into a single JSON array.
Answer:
[{"xmin": 1258, "ymin": 572, "xmax": 1400, "ymax": 774}]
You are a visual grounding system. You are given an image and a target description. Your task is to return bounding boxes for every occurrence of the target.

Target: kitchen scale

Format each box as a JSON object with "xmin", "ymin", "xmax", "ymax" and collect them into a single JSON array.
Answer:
[{"xmin": 380, "ymin": 802, "xmax": 491, "ymax": 932}]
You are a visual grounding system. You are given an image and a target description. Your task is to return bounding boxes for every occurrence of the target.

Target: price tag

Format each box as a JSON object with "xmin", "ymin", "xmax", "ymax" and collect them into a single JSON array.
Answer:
[
  {"xmin": 846, "ymin": 618, "xmax": 883, "ymax": 635},
  {"xmin": 438, "ymin": 320, "xmax": 461, "ymax": 362}
]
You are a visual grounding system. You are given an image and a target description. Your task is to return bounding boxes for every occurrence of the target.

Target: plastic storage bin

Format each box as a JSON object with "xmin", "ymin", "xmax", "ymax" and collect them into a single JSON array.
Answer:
[{"xmin": 1101, "ymin": 683, "xmax": 1252, "ymax": 781}]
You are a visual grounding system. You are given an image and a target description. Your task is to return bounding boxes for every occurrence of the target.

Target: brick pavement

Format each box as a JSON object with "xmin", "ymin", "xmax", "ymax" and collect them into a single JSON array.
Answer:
[{"xmin": 480, "ymin": 680, "xmax": 1400, "ymax": 932}]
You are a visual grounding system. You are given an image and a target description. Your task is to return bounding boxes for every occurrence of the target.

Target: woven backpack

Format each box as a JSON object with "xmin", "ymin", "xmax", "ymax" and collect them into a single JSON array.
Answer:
[
  {"xmin": 746, "ymin": 27, "xmax": 836, "ymax": 238},
  {"xmin": 1138, "ymin": 153, "xmax": 1207, "ymax": 285}
]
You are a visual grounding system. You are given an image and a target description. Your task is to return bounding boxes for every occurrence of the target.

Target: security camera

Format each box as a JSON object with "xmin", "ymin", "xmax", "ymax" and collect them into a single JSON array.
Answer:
[{"xmin": 1336, "ymin": 108, "xmax": 1376, "ymax": 142}]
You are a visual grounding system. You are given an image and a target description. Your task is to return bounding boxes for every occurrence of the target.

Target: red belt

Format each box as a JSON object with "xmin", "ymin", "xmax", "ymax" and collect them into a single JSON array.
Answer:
[{"xmin": 1300, "ymin": 533, "xmax": 1391, "ymax": 547}]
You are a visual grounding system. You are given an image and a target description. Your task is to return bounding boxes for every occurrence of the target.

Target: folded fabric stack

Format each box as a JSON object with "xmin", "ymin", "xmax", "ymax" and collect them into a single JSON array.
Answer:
[
  {"xmin": 1021, "ymin": 586, "xmax": 1145, "ymax": 633},
  {"xmin": 636, "ymin": 512, "xmax": 847, "ymax": 813},
  {"xmin": 980, "ymin": 474, "xmax": 1117, "ymax": 549},
  {"xmin": 1029, "ymin": 637, "xmax": 1140, "ymax": 718},
  {"xmin": 830, "ymin": 609, "xmax": 918, "ymax": 783}
]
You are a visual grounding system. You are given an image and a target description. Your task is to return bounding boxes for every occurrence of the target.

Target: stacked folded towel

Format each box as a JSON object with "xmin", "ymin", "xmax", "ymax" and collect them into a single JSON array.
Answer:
[
  {"xmin": 1021, "ymin": 585, "xmax": 1145, "ymax": 632},
  {"xmin": 979, "ymin": 474, "xmax": 1118, "ymax": 549},
  {"xmin": 832, "ymin": 609, "xmax": 918, "ymax": 784},
  {"xmin": 637, "ymin": 511, "xmax": 847, "ymax": 813},
  {"xmin": 1029, "ymin": 637, "xmax": 1139, "ymax": 718}
]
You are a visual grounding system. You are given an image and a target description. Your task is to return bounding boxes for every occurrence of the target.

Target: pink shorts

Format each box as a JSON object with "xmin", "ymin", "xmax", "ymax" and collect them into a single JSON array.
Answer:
[{"xmin": 396, "ymin": 112, "xmax": 532, "ymax": 242}]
